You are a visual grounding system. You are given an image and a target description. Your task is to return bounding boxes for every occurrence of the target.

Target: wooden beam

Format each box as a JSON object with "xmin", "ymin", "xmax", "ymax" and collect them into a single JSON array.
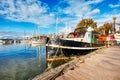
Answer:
[{"xmin": 47, "ymin": 57, "xmax": 77, "ymax": 62}]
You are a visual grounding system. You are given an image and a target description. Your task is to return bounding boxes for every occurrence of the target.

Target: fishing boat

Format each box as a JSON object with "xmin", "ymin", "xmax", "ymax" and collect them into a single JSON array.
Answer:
[{"xmin": 46, "ymin": 27, "xmax": 105, "ymax": 56}]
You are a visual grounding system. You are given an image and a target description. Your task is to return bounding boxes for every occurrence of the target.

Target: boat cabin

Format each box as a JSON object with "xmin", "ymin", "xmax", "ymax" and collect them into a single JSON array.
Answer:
[{"xmin": 64, "ymin": 27, "xmax": 100, "ymax": 44}]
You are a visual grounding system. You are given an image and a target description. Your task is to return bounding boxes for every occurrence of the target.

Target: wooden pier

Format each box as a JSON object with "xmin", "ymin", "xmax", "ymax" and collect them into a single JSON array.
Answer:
[
  {"xmin": 33, "ymin": 46, "xmax": 120, "ymax": 80},
  {"xmin": 56, "ymin": 46, "xmax": 120, "ymax": 80}
]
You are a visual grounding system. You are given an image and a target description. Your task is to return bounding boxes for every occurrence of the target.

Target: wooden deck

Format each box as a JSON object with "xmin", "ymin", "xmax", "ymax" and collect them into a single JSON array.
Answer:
[{"xmin": 56, "ymin": 46, "xmax": 120, "ymax": 80}]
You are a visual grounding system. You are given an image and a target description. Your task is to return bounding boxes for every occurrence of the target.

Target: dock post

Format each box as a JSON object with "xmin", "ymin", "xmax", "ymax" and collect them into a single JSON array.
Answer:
[
  {"xmin": 45, "ymin": 46, "xmax": 48, "ymax": 69},
  {"xmin": 45, "ymin": 46, "xmax": 53, "ymax": 70},
  {"xmin": 108, "ymin": 41, "xmax": 110, "ymax": 47}
]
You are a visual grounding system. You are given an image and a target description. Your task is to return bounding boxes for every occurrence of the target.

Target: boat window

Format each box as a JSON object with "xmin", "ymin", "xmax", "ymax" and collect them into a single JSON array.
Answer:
[
  {"xmin": 67, "ymin": 34, "xmax": 74, "ymax": 38},
  {"xmin": 78, "ymin": 33, "xmax": 84, "ymax": 38}
]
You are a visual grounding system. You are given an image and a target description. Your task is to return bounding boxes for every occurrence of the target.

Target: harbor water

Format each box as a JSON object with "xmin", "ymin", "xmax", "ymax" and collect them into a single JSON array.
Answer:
[{"xmin": 0, "ymin": 44, "xmax": 46, "ymax": 80}]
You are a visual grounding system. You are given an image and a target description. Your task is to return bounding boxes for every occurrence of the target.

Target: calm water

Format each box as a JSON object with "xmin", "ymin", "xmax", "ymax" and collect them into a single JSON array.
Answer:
[{"xmin": 0, "ymin": 44, "xmax": 46, "ymax": 80}]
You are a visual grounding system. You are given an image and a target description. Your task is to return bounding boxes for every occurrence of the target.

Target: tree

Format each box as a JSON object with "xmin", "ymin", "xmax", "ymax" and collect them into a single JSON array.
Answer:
[
  {"xmin": 75, "ymin": 18, "xmax": 97, "ymax": 32},
  {"xmin": 98, "ymin": 23, "xmax": 113, "ymax": 35}
]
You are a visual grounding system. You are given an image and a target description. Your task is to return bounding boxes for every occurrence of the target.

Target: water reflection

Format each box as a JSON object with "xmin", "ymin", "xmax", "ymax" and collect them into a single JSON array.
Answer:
[{"xmin": 0, "ymin": 44, "xmax": 46, "ymax": 80}]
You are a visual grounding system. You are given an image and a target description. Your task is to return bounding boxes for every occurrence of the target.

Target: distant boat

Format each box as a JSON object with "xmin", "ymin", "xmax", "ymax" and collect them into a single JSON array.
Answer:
[
  {"xmin": 21, "ymin": 31, "xmax": 29, "ymax": 44},
  {"xmin": 30, "ymin": 36, "xmax": 48, "ymax": 47},
  {"xmin": 47, "ymin": 27, "xmax": 105, "ymax": 56},
  {"xmin": 30, "ymin": 24, "xmax": 47, "ymax": 47},
  {"xmin": 0, "ymin": 40, "xmax": 3, "ymax": 45},
  {"xmin": 21, "ymin": 39, "xmax": 29, "ymax": 44}
]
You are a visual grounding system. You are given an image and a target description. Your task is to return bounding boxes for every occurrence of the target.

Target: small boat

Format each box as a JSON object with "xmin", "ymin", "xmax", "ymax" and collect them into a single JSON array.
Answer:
[
  {"xmin": 21, "ymin": 31, "xmax": 29, "ymax": 44},
  {"xmin": 46, "ymin": 27, "xmax": 105, "ymax": 56},
  {"xmin": 0, "ymin": 40, "xmax": 3, "ymax": 45},
  {"xmin": 30, "ymin": 36, "xmax": 48, "ymax": 47},
  {"xmin": 30, "ymin": 24, "xmax": 48, "ymax": 47},
  {"xmin": 30, "ymin": 39, "xmax": 46, "ymax": 46},
  {"xmin": 21, "ymin": 39, "xmax": 29, "ymax": 44},
  {"xmin": 114, "ymin": 33, "xmax": 120, "ymax": 45}
]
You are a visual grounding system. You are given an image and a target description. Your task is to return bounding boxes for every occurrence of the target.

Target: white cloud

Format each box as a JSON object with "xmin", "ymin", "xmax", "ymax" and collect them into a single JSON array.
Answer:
[
  {"xmin": 58, "ymin": 0, "xmax": 103, "ymax": 17},
  {"xmin": 0, "ymin": 31, "xmax": 24, "ymax": 39},
  {"xmin": 58, "ymin": 25, "xmax": 75, "ymax": 34},
  {"xmin": 0, "ymin": 0, "xmax": 103, "ymax": 29},
  {"xmin": 109, "ymin": 4, "xmax": 120, "ymax": 8},
  {"xmin": 0, "ymin": 0, "xmax": 55, "ymax": 27},
  {"xmin": 95, "ymin": 13, "xmax": 120, "ymax": 31},
  {"xmin": 61, "ymin": 0, "xmax": 90, "ymax": 16},
  {"xmin": 1, "ymin": 0, "xmax": 120, "ymax": 35},
  {"xmin": 55, "ymin": 0, "xmax": 103, "ymax": 34},
  {"xmin": 109, "ymin": 0, "xmax": 120, "ymax": 8},
  {"xmin": 86, "ymin": 0, "xmax": 103, "ymax": 5},
  {"xmin": 87, "ymin": 8, "xmax": 100, "ymax": 16},
  {"xmin": 57, "ymin": 0, "xmax": 120, "ymax": 34}
]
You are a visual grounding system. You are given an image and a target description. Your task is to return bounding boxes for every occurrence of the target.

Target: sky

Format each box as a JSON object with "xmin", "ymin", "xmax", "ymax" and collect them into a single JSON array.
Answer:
[{"xmin": 0, "ymin": 0, "xmax": 120, "ymax": 39}]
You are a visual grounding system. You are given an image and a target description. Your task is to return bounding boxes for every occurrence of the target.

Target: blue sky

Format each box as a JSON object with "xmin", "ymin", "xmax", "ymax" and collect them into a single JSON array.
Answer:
[{"xmin": 0, "ymin": 0, "xmax": 120, "ymax": 39}]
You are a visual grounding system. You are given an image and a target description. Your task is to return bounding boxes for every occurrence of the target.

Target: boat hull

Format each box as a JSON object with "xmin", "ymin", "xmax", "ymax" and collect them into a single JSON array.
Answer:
[{"xmin": 46, "ymin": 38, "xmax": 104, "ymax": 57}]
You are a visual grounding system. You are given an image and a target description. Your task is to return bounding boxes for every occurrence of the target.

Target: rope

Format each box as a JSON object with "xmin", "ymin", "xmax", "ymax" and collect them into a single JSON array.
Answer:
[
  {"xmin": 60, "ymin": 48, "xmax": 69, "ymax": 62},
  {"xmin": 48, "ymin": 45, "xmax": 60, "ymax": 69}
]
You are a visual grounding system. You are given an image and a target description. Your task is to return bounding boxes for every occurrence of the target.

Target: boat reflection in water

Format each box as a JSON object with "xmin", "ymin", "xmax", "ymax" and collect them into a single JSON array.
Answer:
[{"xmin": 0, "ymin": 44, "xmax": 46, "ymax": 80}]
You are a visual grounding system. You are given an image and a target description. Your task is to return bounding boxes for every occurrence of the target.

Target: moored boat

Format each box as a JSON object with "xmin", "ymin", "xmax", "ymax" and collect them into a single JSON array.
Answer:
[
  {"xmin": 46, "ymin": 27, "xmax": 105, "ymax": 57},
  {"xmin": 114, "ymin": 33, "xmax": 120, "ymax": 45},
  {"xmin": 0, "ymin": 40, "xmax": 3, "ymax": 45},
  {"xmin": 30, "ymin": 36, "xmax": 48, "ymax": 47}
]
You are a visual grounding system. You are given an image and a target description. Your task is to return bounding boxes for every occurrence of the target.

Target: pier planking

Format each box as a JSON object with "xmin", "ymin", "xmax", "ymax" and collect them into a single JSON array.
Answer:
[
  {"xmin": 33, "ymin": 46, "xmax": 120, "ymax": 80},
  {"xmin": 56, "ymin": 46, "xmax": 120, "ymax": 80}
]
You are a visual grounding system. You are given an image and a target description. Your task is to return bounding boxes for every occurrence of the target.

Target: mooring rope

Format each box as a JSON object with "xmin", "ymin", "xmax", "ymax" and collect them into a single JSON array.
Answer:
[{"xmin": 48, "ymin": 45, "xmax": 60, "ymax": 69}]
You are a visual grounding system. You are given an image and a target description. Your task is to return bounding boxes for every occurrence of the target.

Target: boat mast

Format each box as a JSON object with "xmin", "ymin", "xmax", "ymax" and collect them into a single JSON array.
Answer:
[
  {"xmin": 65, "ymin": 22, "xmax": 68, "ymax": 34},
  {"xmin": 37, "ymin": 22, "xmax": 40, "ymax": 39},
  {"xmin": 113, "ymin": 17, "xmax": 117, "ymax": 33},
  {"xmin": 56, "ymin": 16, "xmax": 58, "ymax": 35},
  {"xmin": 23, "ymin": 30, "xmax": 26, "ymax": 40}
]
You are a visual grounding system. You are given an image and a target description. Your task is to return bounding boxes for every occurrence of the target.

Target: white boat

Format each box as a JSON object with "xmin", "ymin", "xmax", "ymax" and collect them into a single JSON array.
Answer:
[
  {"xmin": 21, "ymin": 39, "xmax": 29, "ymax": 44},
  {"xmin": 114, "ymin": 33, "xmax": 120, "ymax": 44},
  {"xmin": 21, "ymin": 31, "xmax": 30, "ymax": 44},
  {"xmin": 30, "ymin": 37, "xmax": 47, "ymax": 47},
  {"xmin": 30, "ymin": 23, "xmax": 48, "ymax": 47},
  {"xmin": 0, "ymin": 40, "xmax": 3, "ymax": 45}
]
